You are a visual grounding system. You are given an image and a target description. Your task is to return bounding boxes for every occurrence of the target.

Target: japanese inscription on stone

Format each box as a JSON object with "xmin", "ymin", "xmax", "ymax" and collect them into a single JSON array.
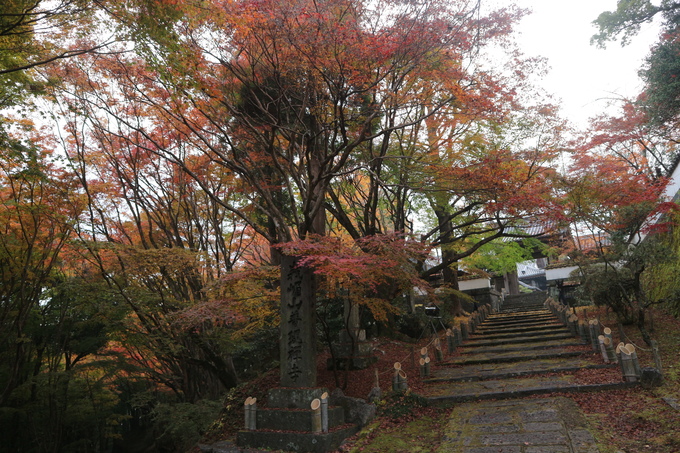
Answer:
[{"xmin": 280, "ymin": 255, "xmax": 316, "ymax": 387}]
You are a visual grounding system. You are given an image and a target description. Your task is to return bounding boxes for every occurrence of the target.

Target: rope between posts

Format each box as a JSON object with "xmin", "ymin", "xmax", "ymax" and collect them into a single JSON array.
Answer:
[
  {"xmin": 619, "ymin": 335, "xmax": 653, "ymax": 352},
  {"xmin": 595, "ymin": 319, "xmax": 652, "ymax": 352},
  {"xmin": 376, "ymin": 332, "xmax": 444, "ymax": 377}
]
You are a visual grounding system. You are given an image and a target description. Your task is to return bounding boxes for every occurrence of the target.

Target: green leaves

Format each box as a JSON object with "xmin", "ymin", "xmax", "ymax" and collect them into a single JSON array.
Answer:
[
  {"xmin": 591, "ymin": 0, "xmax": 660, "ymax": 48},
  {"xmin": 462, "ymin": 238, "xmax": 545, "ymax": 275},
  {"xmin": 640, "ymin": 35, "xmax": 680, "ymax": 126}
]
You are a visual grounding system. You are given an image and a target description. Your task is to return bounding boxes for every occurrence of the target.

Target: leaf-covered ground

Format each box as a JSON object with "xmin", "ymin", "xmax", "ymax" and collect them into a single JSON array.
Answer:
[
  {"xmin": 561, "ymin": 306, "xmax": 680, "ymax": 453},
  {"xmin": 200, "ymin": 306, "xmax": 680, "ymax": 452}
]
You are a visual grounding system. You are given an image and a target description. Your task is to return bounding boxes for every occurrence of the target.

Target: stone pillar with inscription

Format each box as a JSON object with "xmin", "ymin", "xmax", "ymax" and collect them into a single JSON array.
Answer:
[
  {"xmin": 237, "ymin": 255, "xmax": 362, "ymax": 451},
  {"xmin": 280, "ymin": 254, "xmax": 317, "ymax": 388}
]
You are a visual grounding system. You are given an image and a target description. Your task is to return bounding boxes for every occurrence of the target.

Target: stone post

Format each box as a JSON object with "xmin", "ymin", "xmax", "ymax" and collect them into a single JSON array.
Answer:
[
  {"xmin": 651, "ymin": 340, "xmax": 662, "ymax": 373},
  {"xmin": 578, "ymin": 321, "xmax": 588, "ymax": 345},
  {"xmin": 598, "ymin": 335, "xmax": 609, "ymax": 363},
  {"xmin": 320, "ymin": 392, "xmax": 329, "ymax": 433},
  {"xmin": 604, "ymin": 337, "xmax": 617, "ymax": 363},
  {"xmin": 620, "ymin": 347, "xmax": 638, "ymax": 382},
  {"xmin": 626, "ymin": 344, "xmax": 642, "ymax": 377},
  {"xmin": 244, "ymin": 397, "xmax": 257, "ymax": 430},
  {"xmin": 392, "ymin": 362, "xmax": 407, "ymax": 392},
  {"xmin": 435, "ymin": 345, "xmax": 444, "ymax": 362},
  {"xmin": 453, "ymin": 326, "xmax": 462, "ymax": 345},
  {"xmin": 460, "ymin": 321, "xmax": 468, "ymax": 341},
  {"xmin": 446, "ymin": 329, "xmax": 455, "ymax": 353}
]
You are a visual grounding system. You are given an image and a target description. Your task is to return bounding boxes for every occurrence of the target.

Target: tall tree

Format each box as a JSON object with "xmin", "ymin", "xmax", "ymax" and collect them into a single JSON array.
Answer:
[
  {"xmin": 0, "ymin": 133, "xmax": 82, "ymax": 406},
  {"xmin": 53, "ymin": 0, "xmax": 556, "ymax": 387},
  {"xmin": 53, "ymin": 103, "xmax": 268, "ymax": 400},
  {"xmin": 592, "ymin": 1, "xmax": 680, "ymax": 132},
  {"xmin": 0, "ymin": 0, "xmax": 115, "ymax": 151},
  {"xmin": 563, "ymin": 134, "xmax": 673, "ymax": 343}
]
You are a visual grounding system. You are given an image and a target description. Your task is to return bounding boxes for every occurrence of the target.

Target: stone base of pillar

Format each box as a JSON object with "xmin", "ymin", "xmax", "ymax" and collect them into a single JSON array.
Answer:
[{"xmin": 236, "ymin": 387, "xmax": 358, "ymax": 452}]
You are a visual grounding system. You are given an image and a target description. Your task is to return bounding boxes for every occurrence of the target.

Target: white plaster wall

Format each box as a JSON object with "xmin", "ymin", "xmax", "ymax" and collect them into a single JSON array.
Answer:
[
  {"xmin": 459, "ymin": 278, "xmax": 491, "ymax": 291},
  {"xmin": 545, "ymin": 265, "xmax": 579, "ymax": 281}
]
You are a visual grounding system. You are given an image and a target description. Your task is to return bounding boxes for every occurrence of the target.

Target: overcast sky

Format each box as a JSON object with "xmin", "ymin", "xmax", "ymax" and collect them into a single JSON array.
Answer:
[{"xmin": 509, "ymin": 0, "xmax": 661, "ymax": 128}]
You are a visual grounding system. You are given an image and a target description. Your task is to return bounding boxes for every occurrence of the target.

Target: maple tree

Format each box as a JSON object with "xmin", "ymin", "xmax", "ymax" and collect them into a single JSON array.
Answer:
[
  {"xmin": 0, "ymin": 4, "xmax": 132, "ymax": 443},
  {"xmin": 5, "ymin": 0, "xmax": 670, "ymax": 449},
  {"xmin": 277, "ymin": 233, "xmax": 432, "ymax": 322},
  {"xmin": 54, "ymin": 114, "xmax": 275, "ymax": 400},
  {"xmin": 579, "ymin": 100, "xmax": 679, "ymax": 177},
  {"xmin": 0, "ymin": 0, "xmax": 116, "ymax": 156},
  {"xmin": 414, "ymin": 99, "xmax": 567, "ymax": 313},
  {"xmin": 0, "ymin": 133, "xmax": 82, "ymax": 406},
  {"xmin": 45, "ymin": 0, "xmax": 570, "ymax": 390},
  {"xmin": 577, "ymin": 2, "xmax": 680, "ymax": 338},
  {"xmin": 0, "ymin": 0, "xmax": 113, "ymax": 76},
  {"xmin": 567, "ymin": 126, "xmax": 672, "ymax": 242},
  {"xmin": 565, "ymin": 119, "xmax": 675, "ymax": 343},
  {"xmin": 0, "ymin": 131, "xmax": 128, "ymax": 451},
  {"xmin": 0, "ymin": 10, "xmax": 576, "ymax": 450}
]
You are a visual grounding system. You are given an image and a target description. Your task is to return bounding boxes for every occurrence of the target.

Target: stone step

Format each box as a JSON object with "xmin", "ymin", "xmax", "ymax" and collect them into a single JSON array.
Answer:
[
  {"xmin": 479, "ymin": 321, "xmax": 557, "ymax": 331},
  {"xmin": 422, "ymin": 376, "xmax": 638, "ymax": 405},
  {"xmin": 459, "ymin": 338, "xmax": 583, "ymax": 355},
  {"xmin": 481, "ymin": 315, "xmax": 556, "ymax": 327},
  {"xmin": 501, "ymin": 302, "xmax": 545, "ymax": 311},
  {"xmin": 426, "ymin": 357, "xmax": 613, "ymax": 383},
  {"xmin": 468, "ymin": 326, "xmax": 571, "ymax": 342},
  {"xmin": 482, "ymin": 316, "xmax": 554, "ymax": 326},
  {"xmin": 501, "ymin": 301, "xmax": 547, "ymax": 307},
  {"xmin": 486, "ymin": 309, "xmax": 551, "ymax": 319},
  {"xmin": 417, "ymin": 305, "xmax": 631, "ymax": 408},
  {"xmin": 442, "ymin": 347, "xmax": 584, "ymax": 366},
  {"xmin": 474, "ymin": 323, "xmax": 565, "ymax": 335},
  {"xmin": 462, "ymin": 331, "xmax": 575, "ymax": 348},
  {"xmin": 501, "ymin": 306, "xmax": 547, "ymax": 313}
]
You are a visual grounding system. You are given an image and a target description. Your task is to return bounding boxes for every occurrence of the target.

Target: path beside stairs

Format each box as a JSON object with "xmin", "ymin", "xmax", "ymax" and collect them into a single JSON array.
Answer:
[{"xmin": 419, "ymin": 298, "xmax": 635, "ymax": 453}]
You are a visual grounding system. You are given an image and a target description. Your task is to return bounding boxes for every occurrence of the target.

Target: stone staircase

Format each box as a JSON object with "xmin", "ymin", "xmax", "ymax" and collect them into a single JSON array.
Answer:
[
  {"xmin": 420, "ymin": 304, "xmax": 636, "ymax": 405},
  {"xmin": 501, "ymin": 290, "xmax": 549, "ymax": 312}
]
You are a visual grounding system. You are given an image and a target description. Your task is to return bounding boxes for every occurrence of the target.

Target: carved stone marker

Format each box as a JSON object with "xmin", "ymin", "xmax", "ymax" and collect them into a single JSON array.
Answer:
[
  {"xmin": 328, "ymin": 292, "xmax": 376, "ymax": 370},
  {"xmin": 342, "ymin": 297, "xmax": 361, "ymax": 346},
  {"xmin": 280, "ymin": 255, "xmax": 316, "ymax": 388},
  {"xmin": 237, "ymin": 257, "xmax": 360, "ymax": 452}
]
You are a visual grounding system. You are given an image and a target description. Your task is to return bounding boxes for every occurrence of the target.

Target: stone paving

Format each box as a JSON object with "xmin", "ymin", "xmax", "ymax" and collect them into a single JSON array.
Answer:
[{"xmin": 437, "ymin": 398, "xmax": 600, "ymax": 453}]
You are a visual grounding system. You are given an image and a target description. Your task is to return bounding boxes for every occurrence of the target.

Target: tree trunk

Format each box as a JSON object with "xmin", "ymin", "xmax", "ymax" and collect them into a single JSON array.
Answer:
[
  {"xmin": 506, "ymin": 270, "xmax": 520, "ymax": 295},
  {"xmin": 434, "ymin": 207, "xmax": 465, "ymax": 316}
]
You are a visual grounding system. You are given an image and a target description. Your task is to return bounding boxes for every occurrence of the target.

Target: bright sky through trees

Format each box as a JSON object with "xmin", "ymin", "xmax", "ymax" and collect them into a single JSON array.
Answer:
[{"xmin": 512, "ymin": 0, "xmax": 661, "ymax": 127}]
